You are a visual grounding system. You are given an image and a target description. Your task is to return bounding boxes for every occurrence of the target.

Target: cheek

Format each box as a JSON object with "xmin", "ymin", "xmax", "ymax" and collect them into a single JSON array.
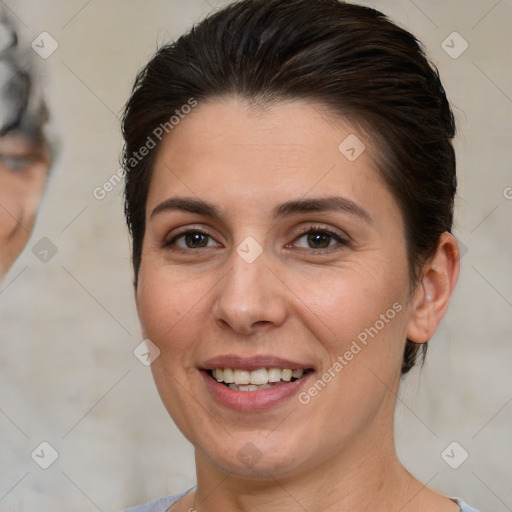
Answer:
[
  {"xmin": 287, "ymin": 255, "xmax": 410, "ymax": 403},
  {"xmin": 292, "ymin": 267, "xmax": 408, "ymax": 432},
  {"xmin": 136, "ymin": 265, "xmax": 210, "ymax": 358},
  {"xmin": 0, "ymin": 181, "xmax": 35, "ymax": 267},
  {"xmin": 291, "ymin": 258, "xmax": 407, "ymax": 340},
  {"xmin": 0, "ymin": 207, "xmax": 18, "ymax": 238},
  {"xmin": 0, "ymin": 185, "xmax": 22, "ymax": 233}
]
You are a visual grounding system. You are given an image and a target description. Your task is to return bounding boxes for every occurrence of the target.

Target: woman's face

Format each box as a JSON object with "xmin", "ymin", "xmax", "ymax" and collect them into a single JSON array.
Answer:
[
  {"xmin": 136, "ymin": 98, "xmax": 416, "ymax": 478},
  {"xmin": 0, "ymin": 134, "xmax": 50, "ymax": 278}
]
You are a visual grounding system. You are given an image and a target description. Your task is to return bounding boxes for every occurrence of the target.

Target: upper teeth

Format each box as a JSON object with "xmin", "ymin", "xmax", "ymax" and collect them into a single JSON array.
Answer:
[{"xmin": 212, "ymin": 368, "xmax": 304, "ymax": 385}]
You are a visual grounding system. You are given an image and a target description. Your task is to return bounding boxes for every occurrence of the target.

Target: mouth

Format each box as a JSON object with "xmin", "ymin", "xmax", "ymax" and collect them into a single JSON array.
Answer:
[
  {"xmin": 199, "ymin": 355, "xmax": 315, "ymax": 410},
  {"xmin": 206, "ymin": 367, "xmax": 312, "ymax": 391}
]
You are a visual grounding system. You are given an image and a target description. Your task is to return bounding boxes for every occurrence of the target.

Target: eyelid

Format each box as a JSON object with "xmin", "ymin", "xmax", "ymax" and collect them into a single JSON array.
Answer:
[{"xmin": 295, "ymin": 224, "xmax": 349, "ymax": 240}]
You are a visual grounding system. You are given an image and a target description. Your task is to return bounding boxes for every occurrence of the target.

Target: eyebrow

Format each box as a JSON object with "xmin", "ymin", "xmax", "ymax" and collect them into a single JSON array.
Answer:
[
  {"xmin": 150, "ymin": 197, "xmax": 221, "ymax": 220},
  {"xmin": 273, "ymin": 196, "xmax": 371, "ymax": 223},
  {"xmin": 150, "ymin": 196, "xmax": 371, "ymax": 223}
]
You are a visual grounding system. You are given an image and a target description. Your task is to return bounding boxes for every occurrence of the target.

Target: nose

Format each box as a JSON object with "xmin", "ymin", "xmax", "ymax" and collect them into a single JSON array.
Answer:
[{"xmin": 212, "ymin": 246, "xmax": 288, "ymax": 336}]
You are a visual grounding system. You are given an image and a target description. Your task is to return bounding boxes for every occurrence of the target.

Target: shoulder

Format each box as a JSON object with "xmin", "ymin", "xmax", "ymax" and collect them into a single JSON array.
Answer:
[
  {"xmin": 122, "ymin": 488, "xmax": 194, "ymax": 512},
  {"xmin": 453, "ymin": 499, "xmax": 481, "ymax": 512}
]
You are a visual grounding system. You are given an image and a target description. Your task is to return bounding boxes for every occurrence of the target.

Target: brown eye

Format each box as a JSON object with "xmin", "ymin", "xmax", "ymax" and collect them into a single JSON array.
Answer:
[
  {"xmin": 293, "ymin": 229, "xmax": 347, "ymax": 250},
  {"xmin": 306, "ymin": 232, "xmax": 332, "ymax": 249},
  {"xmin": 165, "ymin": 230, "xmax": 221, "ymax": 250},
  {"xmin": 183, "ymin": 232, "xmax": 209, "ymax": 248}
]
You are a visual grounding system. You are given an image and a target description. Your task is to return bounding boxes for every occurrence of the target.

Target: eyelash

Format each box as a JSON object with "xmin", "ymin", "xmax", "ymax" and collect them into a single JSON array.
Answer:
[{"xmin": 163, "ymin": 225, "xmax": 348, "ymax": 252}]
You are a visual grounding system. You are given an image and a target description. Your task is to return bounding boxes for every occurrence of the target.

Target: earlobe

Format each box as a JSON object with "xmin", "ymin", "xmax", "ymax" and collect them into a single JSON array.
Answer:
[
  {"xmin": 406, "ymin": 232, "xmax": 460, "ymax": 344},
  {"xmin": 406, "ymin": 273, "xmax": 437, "ymax": 343}
]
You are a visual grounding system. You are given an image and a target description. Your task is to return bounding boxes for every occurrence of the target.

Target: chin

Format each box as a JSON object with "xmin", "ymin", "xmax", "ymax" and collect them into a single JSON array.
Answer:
[{"xmin": 192, "ymin": 426, "xmax": 321, "ymax": 480}]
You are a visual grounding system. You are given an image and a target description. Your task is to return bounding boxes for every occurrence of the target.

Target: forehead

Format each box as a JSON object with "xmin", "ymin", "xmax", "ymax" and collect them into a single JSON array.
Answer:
[{"xmin": 147, "ymin": 97, "xmax": 391, "ymax": 215}]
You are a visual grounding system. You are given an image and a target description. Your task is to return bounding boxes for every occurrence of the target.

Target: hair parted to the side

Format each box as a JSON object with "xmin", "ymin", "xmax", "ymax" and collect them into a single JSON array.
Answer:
[{"xmin": 121, "ymin": 0, "xmax": 456, "ymax": 374}]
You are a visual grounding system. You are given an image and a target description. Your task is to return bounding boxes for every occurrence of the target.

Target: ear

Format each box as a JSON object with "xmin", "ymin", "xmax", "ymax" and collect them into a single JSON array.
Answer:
[{"xmin": 406, "ymin": 232, "xmax": 460, "ymax": 344}]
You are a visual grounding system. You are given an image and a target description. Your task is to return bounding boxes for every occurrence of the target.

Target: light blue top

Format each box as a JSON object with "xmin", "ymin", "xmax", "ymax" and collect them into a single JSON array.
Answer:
[{"xmin": 122, "ymin": 488, "xmax": 481, "ymax": 512}]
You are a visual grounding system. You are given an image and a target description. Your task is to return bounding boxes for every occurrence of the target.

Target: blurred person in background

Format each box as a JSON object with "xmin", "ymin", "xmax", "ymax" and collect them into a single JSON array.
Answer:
[{"xmin": 0, "ymin": 9, "xmax": 52, "ymax": 281}]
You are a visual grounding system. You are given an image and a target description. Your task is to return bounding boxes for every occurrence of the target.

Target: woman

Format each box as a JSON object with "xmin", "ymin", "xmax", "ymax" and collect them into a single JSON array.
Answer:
[
  {"xmin": 121, "ymin": 1, "xmax": 477, "ymax": 510},
  {"xmin": 0, "ymin": 11, "xmax": 52, "ymax": 280}
]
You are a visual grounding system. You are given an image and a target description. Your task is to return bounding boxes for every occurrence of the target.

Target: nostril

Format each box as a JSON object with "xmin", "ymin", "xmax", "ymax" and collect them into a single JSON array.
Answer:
[
  {"xmin": 253, "ymin": 320, "xmax": 272, "ymax": 327},
  {"xmin": 215, "ymin": 318, "xmax": 230, "ymax": 329}
]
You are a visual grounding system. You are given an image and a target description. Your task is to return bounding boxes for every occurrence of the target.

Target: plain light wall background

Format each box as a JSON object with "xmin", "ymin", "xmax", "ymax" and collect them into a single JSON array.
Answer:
[{"xmin": 0, "ymin": 0, "xmax": 510, "ymax": 510}]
